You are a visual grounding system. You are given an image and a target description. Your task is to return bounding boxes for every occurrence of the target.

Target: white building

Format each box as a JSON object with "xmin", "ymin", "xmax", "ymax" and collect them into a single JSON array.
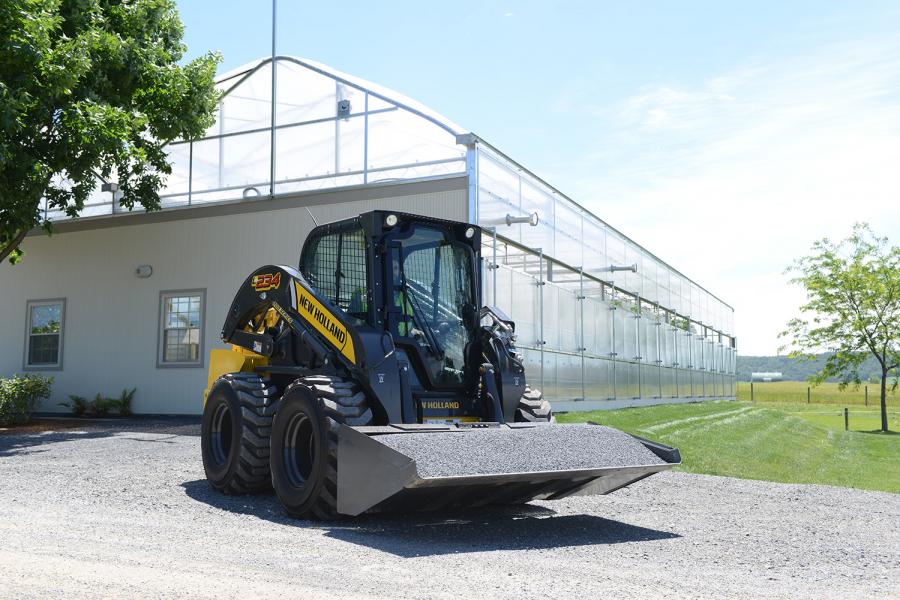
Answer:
[{"xmin": 0, "ymin": 57, "xmax": 736, "ymax": 415}]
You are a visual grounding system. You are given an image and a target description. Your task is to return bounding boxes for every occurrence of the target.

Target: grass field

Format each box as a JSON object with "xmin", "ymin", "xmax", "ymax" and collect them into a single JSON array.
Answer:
[
  {"xmin": 737, "ymin": 380, "xmax": 899, "ymax": 406},
  {"xmin": 559, "ymin": 400, "xmax": 899, "ymax": 494}
]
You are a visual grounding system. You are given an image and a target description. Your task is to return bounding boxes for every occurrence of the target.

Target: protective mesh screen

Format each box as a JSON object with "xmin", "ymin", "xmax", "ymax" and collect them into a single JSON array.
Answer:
[
  {"xmin": 301, "ymin": 227, "xmax": 368, "ymax": 318},
  {"xmin": 338, "ymin": 228, "xmax": 368, "ymax": 316}
]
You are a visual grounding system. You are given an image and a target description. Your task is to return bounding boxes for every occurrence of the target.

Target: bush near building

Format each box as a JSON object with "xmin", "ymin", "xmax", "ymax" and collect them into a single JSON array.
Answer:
[{"xmin": 0, "ymin": 375, "xmax": 53, "ymax": 426}]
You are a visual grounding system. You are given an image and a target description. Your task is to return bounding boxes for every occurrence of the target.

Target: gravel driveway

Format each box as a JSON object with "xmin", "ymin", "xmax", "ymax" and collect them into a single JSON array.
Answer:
[{"xmin": 0, "ymin": 419, "xmax": 897, "ymax": 599}]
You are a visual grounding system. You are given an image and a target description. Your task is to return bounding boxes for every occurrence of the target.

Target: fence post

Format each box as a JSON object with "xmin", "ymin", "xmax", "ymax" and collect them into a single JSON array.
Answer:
[
  {"xmin": 844, "ymin": 407, "xmax": 849, "ymax": 431},
  {"xmin": 807, "ymin": 386, "xmax": 810, "ymax": 404},
  {"xmin": 865, "ymin": 385, "xmax": 868, "ymax": 407},
  {"xmin": 750, "ymin": 381, "xmax": 754, "ymax": 402}
]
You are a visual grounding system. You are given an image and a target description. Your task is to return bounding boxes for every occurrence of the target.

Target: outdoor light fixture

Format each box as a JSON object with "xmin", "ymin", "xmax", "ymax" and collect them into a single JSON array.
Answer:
[
  {"xmin": 599, "ymin": 264, "xmax": 638, "ymax": 273},
  {"xmin": 385, "ymin": 214, "xmax": 399, "ymax": 227},
  {"xmin": 101, "ymin": 182, "xmax": 119, "ymax": 193},
  {"xmin": 465, "ymin": 227, "xmax": 475, "ymax": 238},
  {"xmin": 505, "ymin": 212, "xmax": 539, "ymax": 227},
  {"xmin": 135, "ymin": 265, "xmax": 153, "ymax": 278}
]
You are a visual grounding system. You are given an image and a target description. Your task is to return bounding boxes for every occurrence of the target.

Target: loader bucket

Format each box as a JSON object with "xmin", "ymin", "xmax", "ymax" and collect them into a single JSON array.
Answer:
[{"xmin": 335, "ymin": 422, "xmax": 680, "ymax": 516}]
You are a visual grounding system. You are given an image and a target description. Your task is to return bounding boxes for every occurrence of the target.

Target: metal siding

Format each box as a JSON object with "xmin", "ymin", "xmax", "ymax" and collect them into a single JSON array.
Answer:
[{"xmin": 0, "ymin": 187, "xmax": 466, "ymax": 414}]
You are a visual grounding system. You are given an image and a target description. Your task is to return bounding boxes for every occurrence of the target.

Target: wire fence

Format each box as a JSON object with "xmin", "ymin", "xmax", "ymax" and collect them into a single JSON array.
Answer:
[{"xmin": 737, "ymin": 381, "xmax": 899, "ymax": 406}]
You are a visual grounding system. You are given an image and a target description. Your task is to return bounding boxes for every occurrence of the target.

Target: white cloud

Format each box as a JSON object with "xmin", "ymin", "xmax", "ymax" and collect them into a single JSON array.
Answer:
[{"xmin": 565, "ymin": 36, "xmax": 900, "ymax": 355}]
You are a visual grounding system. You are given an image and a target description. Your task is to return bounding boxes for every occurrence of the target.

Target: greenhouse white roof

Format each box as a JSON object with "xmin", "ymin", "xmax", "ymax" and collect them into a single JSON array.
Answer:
[{"xmin": 216, "ymin": 56, "xmax": 468, "ymax": 137}]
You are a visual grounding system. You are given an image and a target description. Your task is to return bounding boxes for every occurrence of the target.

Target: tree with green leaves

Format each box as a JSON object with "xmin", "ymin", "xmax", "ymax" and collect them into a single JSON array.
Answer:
[
  {"xmin": 782, "ymin": 224, "xmax": 899, "ymax": 432},
  {"xmin": 0, "ymin": 0, "xmax": 221, "ymax": 264}
]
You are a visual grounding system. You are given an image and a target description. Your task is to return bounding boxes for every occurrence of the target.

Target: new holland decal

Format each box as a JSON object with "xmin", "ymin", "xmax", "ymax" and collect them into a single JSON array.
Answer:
[
  {"xmin": 251, "ymin": 272, "xmax": 281, "ymax": 292},
  {"xmin": 293, "ymin": 280, "xmax": 356, "ymax": 363},
  {"xmin": 422, "ymin": 401, "xmax": 461, "ymax": 410}
]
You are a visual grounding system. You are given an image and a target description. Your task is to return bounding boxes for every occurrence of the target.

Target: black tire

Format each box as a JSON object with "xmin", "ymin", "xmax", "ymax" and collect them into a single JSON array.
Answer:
[
  {"xmin": 201, "ymin": 372, "xmax": 278, "ymax": 494},
  {"xmin": 514, "ymin": 386, "xmax": 554, "ymax": 423},
  {"xmin": 270, "ymin": 375, "xmax": 371, "ymax": 519}
]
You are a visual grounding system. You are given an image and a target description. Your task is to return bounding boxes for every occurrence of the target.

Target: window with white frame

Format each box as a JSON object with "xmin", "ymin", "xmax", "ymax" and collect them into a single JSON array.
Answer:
[
  {"xmin": 159, "ymin": 290, "xmax": 205, "ymax": 366},
  {"xmin": 25, "ymin": 299, "xmax": 65, "ymax": 369}
]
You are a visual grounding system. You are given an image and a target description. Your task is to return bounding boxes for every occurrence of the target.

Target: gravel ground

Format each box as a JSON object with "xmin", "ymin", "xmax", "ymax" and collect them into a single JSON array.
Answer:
[
  {"xmin": 378, "ymin": 424, "xmax": 664, "ymax": 477},
  {"xmin": 0, "ymin": 419, "xmax": 897, "ymax": 599}
]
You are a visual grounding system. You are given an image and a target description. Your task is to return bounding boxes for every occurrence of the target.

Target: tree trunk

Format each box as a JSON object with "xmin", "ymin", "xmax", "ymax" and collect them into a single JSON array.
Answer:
[
  {"xmin": 0, "ymin": 228, "xmax": 29, "ymax": 264},
  {"xmin": 881, "ymin": 368, "xmax": 889, "ymax": 433}
]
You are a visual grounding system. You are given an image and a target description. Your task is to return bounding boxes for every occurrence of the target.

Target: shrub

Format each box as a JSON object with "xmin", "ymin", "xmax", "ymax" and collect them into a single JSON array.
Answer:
[
  {"xmin": 60, "ymin": 395, "xmax": 89, "ymax": 417},
  {"xmin": 60, "ymin": 388, "xmax": 137, "ymax": 417},
  {"xmin": 115, "ymin": 388, "xmax": 136, "ymax": 417},
  {"xmin": 89, "ymin": 394, "xmax": 115, "ymax": 417},
  {"xmin": 0, "ymin": 374, "xmax": 53, "ymax": 426}
]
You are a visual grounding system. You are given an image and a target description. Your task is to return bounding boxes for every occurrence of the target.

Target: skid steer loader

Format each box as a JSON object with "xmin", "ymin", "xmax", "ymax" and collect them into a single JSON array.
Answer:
[{"xmin": 201, "ymin": 210, "xmax": 680, "ymax": 518}]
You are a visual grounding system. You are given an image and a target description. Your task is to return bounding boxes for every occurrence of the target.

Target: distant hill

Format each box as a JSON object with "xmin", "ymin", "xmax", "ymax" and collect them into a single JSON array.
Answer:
[{"xmin": 736, "ymin": 355, "xmax": 886, "ymax": 382}]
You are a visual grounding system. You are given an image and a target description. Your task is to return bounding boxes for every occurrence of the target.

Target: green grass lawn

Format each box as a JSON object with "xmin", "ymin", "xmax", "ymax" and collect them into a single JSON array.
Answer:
[
  {"xmin": 737, "ymin": 380, "xmax": 899, "ymax": 406},
  {"xmin": 558, "ymin": 400, "xmax": 899, "ymax": 494}
]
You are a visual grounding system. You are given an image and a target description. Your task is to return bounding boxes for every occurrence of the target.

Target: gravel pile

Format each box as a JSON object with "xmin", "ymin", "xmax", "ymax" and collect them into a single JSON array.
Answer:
[
  {"xmin": 0, "ymin": 418, "xmax": 897, "ymax": 599},
  {"xmin": 377, "ymin": 424, "xmax": 666, "ymax": 478}
]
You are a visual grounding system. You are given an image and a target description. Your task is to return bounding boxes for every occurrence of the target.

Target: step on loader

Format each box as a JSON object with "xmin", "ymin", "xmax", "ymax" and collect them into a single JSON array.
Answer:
[{"xmin": 201, "ymin": 210, "xmax": 680, "ymax": 518}]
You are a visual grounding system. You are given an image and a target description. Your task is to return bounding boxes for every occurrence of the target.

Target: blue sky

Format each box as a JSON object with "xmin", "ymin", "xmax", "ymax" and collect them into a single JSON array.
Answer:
[{"xmin": 177, "ymin": 1, "xmax": 900, "ymax": 355}]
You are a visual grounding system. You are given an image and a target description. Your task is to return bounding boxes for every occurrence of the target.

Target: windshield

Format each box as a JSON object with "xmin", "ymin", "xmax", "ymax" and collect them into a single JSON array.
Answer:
[{"xmin": 390, "ymin": 226, "xmax": 475, "ymax": 386}]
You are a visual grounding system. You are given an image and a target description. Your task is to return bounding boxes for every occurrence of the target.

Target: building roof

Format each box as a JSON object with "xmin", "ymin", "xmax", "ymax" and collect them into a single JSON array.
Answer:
[{"xmin": 216, "ymin": 56, "xmax": 467, "ymax": 137}]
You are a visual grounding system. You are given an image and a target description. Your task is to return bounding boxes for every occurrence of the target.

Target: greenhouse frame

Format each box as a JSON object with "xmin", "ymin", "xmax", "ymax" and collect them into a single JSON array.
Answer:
[{"xmin": 31, "ymin": 56, "xmax": 736, "ymax": 412}]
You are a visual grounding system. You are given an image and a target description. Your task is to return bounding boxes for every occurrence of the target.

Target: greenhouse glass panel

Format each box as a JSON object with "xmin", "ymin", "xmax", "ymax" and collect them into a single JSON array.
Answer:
[
  {"xmin": 582, "ymin": 218, "xmax": 607, "ymax": 279},
  {"xmin": 518, "ymin": 177, "xmax": 555, "ymax": 256},
  {"xmin": 662, "ymin": 367, "xmax": 677, "ymax": 398},
  {"xmin": 276, "ymin": 60, "xmax": 339, "ymax": 125},
  {"xmin": 642, "ymin": 252, "xmax": 658, "ymax": 304},
  {"xmin": 675, "ymin": 368, "xmax": 687, "ymax": 397},
  {"xmin": 335, "ymin": 114, "xmax": 367, "ymax": 174},
  {"xmin": 476, "ymin": 148, "xmax": 520, "ymax": 234},
  {"xmin": 660, "ymin": 324, "xmax": 675, "ymax": 366},
  {"xmin": 606, "ymin": 231, "xmax": 627, "ymax": 278},
  {"xmin": 618, "ymin": 362, "xmax": 640, "ymax": 399},
  {"xmin": 367, "ymin": 109, "xmax": 463, "ymax": 174},
  {"xmin": 621, "ymin": 243, "xmax": 641, "ymax": 297},
  {"xmin": 584, "ymin": 298, "xmax": 612, "ymax": 357},
  {"xmin": 509, "ymin": 268, "xmax": 538, "ymax": 346},
  {"xmin": 211, "ymin": 66, "xmax": 272, "ymax": 136},
  {"xmin": 622, "ymin": 312, "xmax": 639, "ymax": 362},
  {"xmin": 542, "ymin": 284, "xmax": 560, "ymax": 350},
  {"xmin": 494, "ymin": 264, "xmax": 514, "ymax": 316},
  {"xmin": 690, "ymin": 335, "xmax": 704, "ymax": 370},
  {"xmin": 161, "ymin": 143, "xmax": 191, "ymax": 205},
  {"xmin": 691, "ymin": 369, "xmax": 703, "ymax": 397},
  {"xmin": 641, "ymin": 315, "xmax": 658, "ymax": 364},
  {"xmin": 584, "ymin": 357, "xmax": 613, "ymax": 400},
  {"xmin": 276, "ymin": 120, "xmax": 336, "ymax": 182},
  {"xmin": 556, "ymin": 352, "xmax": 582, "ymax": 400},
  {"xmin": 520, "ymin": 347, "xmax": 542, "ymax": 387},
  {"xmin": 557, "ymin": 287, "xmax": 579, "ymax": 353},
  {"xmin": 190, "ymin": 130, "xmax": 270, "ymax": 203},
  {"xmin": 640, "ymin": 363, "xmax": 661, "ymax": 398},
  {"xmin": 555, "ymin": 204, "xmax": 584, "ymax": 269},
  {"xmin": 612, "ymin": 307, "xmax": 627, "ymax": 360},
  {"xmin": 542, "ymin": 352, "xmax": 558, "ymax": 399}
]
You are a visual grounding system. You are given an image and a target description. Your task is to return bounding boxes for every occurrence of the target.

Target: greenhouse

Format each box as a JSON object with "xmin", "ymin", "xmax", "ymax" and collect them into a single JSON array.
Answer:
[{"xmin": 36, "ymin": 56, "xmax": 736, "ymax": 411}]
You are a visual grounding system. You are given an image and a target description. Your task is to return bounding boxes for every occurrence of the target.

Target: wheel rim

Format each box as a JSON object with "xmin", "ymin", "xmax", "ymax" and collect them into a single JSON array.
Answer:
[
  {"xmin": 283, "ymin": 411, "xmax": 316, "ymax": 488},
  {"xmin": 210, "ymin": 403, "xmax": 233, "ymax": 466}
]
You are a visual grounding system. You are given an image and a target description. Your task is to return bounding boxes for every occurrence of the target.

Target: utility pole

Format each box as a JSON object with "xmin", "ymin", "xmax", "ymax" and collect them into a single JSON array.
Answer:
[{"xmin": 269, "ymin": 0, "xmax": 278, "ymax": 196}]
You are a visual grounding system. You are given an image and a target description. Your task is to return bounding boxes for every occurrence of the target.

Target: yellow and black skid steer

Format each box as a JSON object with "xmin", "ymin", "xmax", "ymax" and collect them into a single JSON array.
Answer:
[{"xmin": 201, "ymin": 210, "xmax": 680, "ymax": 518}]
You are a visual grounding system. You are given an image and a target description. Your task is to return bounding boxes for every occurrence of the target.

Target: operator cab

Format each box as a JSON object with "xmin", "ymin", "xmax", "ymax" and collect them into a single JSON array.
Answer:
[{"xmin": 299, "ymin": 211, "xmax": 482, "ymax": 398}]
